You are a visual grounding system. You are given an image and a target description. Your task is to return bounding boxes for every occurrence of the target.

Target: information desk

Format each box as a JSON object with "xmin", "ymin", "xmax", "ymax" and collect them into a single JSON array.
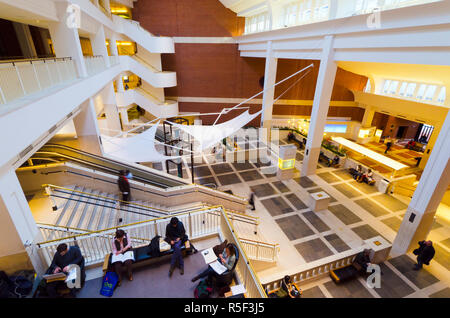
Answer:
[{"xmin": 331, "ymin": 137, "xmax": 408, "ymax": 176}]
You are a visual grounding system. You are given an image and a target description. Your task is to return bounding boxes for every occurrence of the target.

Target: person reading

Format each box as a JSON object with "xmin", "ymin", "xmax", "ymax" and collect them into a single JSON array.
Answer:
[
  {"xmin": 111, "ymin": 229, "xmax": 134, "ymax": 286},
  {"xmin": 191, "ymin": 243, "xmax": 236, "ymax": 283},
  {"xmin": 45, "ymin": 243, "xmax": 85, "ymax": 297},
  {"xmin": 165, "ymin": 217, "xmax": 194, "ymax": 277}
]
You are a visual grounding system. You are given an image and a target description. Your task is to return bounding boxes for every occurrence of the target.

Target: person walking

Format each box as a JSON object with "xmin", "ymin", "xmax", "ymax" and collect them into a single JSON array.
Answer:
[
  {"xmin": 385, "ymin": 137, "xmax": 393, "ymax": 154},
  {"xmin": 413, "ymin": 240, "xmax": 435, "ymax": 270},
  {"xmin": 248, "ymin": 192, "xmax": 256, "ymax": 211},
  {"xmin": 118, "ymin": 170, "xmax": 132, "ymax": 203}
]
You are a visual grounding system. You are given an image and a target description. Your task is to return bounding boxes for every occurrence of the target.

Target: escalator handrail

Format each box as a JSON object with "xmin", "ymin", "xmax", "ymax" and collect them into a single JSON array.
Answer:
[{"xmin": 39, "ymin": 143, "xmax": 188, "ymax": 188}]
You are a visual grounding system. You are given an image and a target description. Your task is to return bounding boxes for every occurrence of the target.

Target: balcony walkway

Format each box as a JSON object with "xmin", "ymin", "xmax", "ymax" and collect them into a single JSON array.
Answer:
[{"xmin": 78, "ymin": 236, "xmax": 221, "ymax": 298}]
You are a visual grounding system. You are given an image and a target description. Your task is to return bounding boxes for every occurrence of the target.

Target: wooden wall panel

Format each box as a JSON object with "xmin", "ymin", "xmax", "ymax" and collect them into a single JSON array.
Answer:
[
  {"xmin": 132, "ymin": 0, "xmax": 245, "ymax": 37},
  {"xmin": 163, "ymin": 44, "xmax": 265, "ymax": 98}
]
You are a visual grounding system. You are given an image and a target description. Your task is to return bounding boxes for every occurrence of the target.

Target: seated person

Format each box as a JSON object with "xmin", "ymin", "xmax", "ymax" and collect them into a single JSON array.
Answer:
[
  {"xmin": 111, "ymin": 229, "xmax": 133, "ymax": 286},
  {"xmin": 353, "ymin": 249, "xmax": 372, "ymax": 273},
  {"xmin": 45, "ymin": 243, "xmax": 85, "ymax": 297},
  {"xmin": 165, "ymin": 217, "xmax": 195, "ymax": 277},
  {"xmin": 287, "ymin": 131, "xmax": 294, "ymax": 141},
  {"xmin": 270, "ymin": 275, "xmax": 301, "ymax": 298},
  {"xmin": 406, "ymin": 140, "xmax": 416, "ymax": 149},
  {"xmin": 350, "ymin": 165, "xmax": 363, "ymax": 180},
  {"xmin": 360, "ymin": 169, "xmax": 375, "ymax": 185},
  {"xmin": 191, "ymin": 243, "xmax": 236, "ymax": 283},
  {"xmin": 331, "ymin": 155, "xmax": 340, "ymax": 167}
]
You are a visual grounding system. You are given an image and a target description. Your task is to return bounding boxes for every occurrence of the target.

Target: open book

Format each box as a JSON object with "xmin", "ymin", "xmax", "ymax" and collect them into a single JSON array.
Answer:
[
  {"xmin": 111, "ymin": 251, "xmax": 135, "ymax": 264},
  {"xmin": 201, "ymin": 247, "xmax": 228, "ymax": 275},
  {"xmin": 209, "ymin": 260, "xmax": 228, "ymax": 275},
  {"xmin": 201, "ymin": 247, "xmax": 217, "ymax": 264}
]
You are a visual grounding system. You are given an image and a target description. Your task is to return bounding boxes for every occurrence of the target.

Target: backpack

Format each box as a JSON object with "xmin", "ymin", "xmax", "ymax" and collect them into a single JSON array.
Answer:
[
  {"xmin": 194, "ymin": 279, "xmax": 212, "ymax": 298},
  {"xmin": 0, "ymin": 271, "xmax": 14, "ymax": 298},
  {"xmin": 147, "ymin": 235, "xmax": 161, "ymax": 257},
  {"xmin": 9, "ymin": 275, "xmax": 33, "ymax": 298},
  {"xmin": 100, "ymin": 271, "xmax": 118, "ymax": 297}
]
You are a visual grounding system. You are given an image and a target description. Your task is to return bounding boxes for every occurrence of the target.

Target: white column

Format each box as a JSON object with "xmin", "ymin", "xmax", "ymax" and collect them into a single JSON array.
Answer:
[
  {"xmin": 391, "ymin": 111, "xmax": 450, "ymax": 256},
  {"xmin": 99, "ymin": 83, "xmax": 122, "ymax": 134},
  {"xmin": 0, "ymin": 170, "xmax": 45, "ymax": 275},
  {"xmin": 109, "ymin": 33, "xmax": 119, "ymax": 56},
  {"xmin": 361, "ymin": 106, "xmax": 375, "ymax": 128},
  {"xmin": 301, "ymin": 36, "xmax": 337, "ymax": 177},
  {"xmin": 90, "ymin": 25, "xmax": 110, "ymax": 67},
  {"xmin": 119, "ymin": 107, "xmax": 129, "ymax": 127},
  {"xmin": 48, "ymin": 1, "xmax": 87, "ymax": 77},
  {"xmin": 116, "ymin": 74, "xmax": 125, "ymax": 93},
  {"xmin": 419, "ymin": 122, "xmax": 442, "ymax": 170},
  {"xmin": 73, "ymin": 98, "xmax": 104, "ymax": 155},
  {"xmin": 261, "ymin": 41, "xmax": 278, "ymax": 129}
]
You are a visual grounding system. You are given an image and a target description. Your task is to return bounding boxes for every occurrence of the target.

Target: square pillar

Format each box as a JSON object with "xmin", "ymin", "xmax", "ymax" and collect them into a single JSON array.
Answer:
[
  {"xmin": 90, "ymin": 24, "xmax": 110, "ymax": 67},
  {"xmin": 277, "ymin": 144, "xmax": 297, "ymax": 180},
  {"xmin": 391, "ymin": 111, "xmax": 450, "ymax": 256},
  {"xmin": 301, "ymin": 36, "xmax": 337, "ymax": 177},
  {"xmin": 261, "ymin": 41, "xmax": 278, "ymax": 130},
  {"xmin": 0, "ymin": 170, "xmax": 45, "ymax": 275},
  {"xmin": 48, "ymin": 1, "xmax": 87, "ymax": 77},
  {"xmin": 73, "ymin": 98, "xmax": 104, "ymax": 155}
]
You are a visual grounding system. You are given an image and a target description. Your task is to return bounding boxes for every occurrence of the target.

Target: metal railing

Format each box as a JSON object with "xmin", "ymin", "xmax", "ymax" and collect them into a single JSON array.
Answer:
[
  {"xmin": 37, "ymin": 206, "xmax": 222, "ymax": 266},
  {"xmin": 0, "ymin": 57, "xmax": 77, "ymax": 105},
  {"xmin": 37, "ymin": 205, "xmax": 266, "ymax": 297},
  {"xmin": 109, "ymin": 55, "xmax": 120, "ymax": 66},
  {"xmin": 219, "ymin": 211, "xmax": 267, "ymax": 298},
  {"xmin": 84, "ymin": 55, "xmax": 106, "ymax": 76},
  {"xmin": 239, "ymin": 238, "xmax": 279, "ymax": 263}
]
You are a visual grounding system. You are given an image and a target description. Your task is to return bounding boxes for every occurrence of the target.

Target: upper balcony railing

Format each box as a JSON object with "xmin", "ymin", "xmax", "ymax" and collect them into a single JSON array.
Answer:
[
  {"xmin": 0, "ymin": 57, "xmax": 77, "ymax": 106},
  {"xmin": 84, "ymin": 55, "xmax": 107, "ymax": 76},
  {"xmin": 243, "ymin": 0, "xmax": 442, "ymax": 35}
]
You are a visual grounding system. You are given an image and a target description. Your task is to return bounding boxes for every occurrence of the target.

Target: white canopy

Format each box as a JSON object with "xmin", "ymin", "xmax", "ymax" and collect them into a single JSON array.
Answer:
[
  {"xmin": 171, "ymin": 110, "xmax": 262, "ymax": 150},
  {"xmin": 102, "ymin": 121, "xmax": 177, "ymax": 163}
]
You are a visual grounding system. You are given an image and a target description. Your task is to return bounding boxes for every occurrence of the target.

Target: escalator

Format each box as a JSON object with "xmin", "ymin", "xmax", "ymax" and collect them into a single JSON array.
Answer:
[{"xmin": 27, "ymin": 143, "xmax": 188, "ymax": 189}]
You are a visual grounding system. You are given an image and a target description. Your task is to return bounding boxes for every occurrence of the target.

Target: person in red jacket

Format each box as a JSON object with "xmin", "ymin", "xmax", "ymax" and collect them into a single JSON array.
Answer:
[{"xmin": 118, "ymin": 170, "xmax": 131, "ymax": 203}]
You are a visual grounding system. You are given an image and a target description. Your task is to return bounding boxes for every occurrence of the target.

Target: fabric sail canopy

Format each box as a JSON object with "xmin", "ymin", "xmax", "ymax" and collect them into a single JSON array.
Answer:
[
  {"xmin": 170, "ymin": 110, "xmax": 262, "ymax": 150},
  {"xmin": 102, "ymin": 121, "xmax": 177, "ymax": 163}
]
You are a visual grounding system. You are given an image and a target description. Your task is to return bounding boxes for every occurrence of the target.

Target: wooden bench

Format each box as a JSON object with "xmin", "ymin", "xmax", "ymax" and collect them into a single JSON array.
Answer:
[{"xmin": 102, "ymin": 238, "xmax": 190, "ymax": 274}]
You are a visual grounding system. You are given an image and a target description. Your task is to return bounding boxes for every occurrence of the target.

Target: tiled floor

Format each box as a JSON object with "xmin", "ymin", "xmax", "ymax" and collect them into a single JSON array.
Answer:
[{"xmin": 167, "ymin": 131, "xmax": 450, "ymax": 298}]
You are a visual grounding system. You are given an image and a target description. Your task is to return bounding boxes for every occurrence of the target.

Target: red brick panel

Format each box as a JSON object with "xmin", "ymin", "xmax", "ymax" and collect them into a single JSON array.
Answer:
[
  {"xmin": 132, "ymin": 0, "xmax": 245, "ymax": 37},
  {"xmin": 163, "ymin": 44, "xmax": 265, "ymax": 98}
]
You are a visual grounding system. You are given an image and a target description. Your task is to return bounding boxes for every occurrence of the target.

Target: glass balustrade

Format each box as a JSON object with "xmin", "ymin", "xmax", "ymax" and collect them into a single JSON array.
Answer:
[{"xmin": 0, "ymin": 57, "xmax": 77, "ymax": 105}]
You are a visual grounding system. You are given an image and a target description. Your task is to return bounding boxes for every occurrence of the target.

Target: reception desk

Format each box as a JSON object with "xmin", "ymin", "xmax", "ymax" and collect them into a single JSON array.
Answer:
[{"xmin": 331, "ymin": 137, "xmax": 408, "ymax": 177}]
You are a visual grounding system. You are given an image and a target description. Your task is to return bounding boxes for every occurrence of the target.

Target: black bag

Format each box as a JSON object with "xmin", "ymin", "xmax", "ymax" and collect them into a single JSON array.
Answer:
[
  {"xmin": 10, "ymin": 275, "xmax": 33, "ymax": 298},
  {"xmin": 0, "ymin": 271, "xmax": 14, "ymax": 298},
  {"xmin": 147, "ymin": 235, "xmax": 161, "ymax": 257},
  {"xmin": 413, "ymin": 249, "xmax": 419, "ymax": 256}
]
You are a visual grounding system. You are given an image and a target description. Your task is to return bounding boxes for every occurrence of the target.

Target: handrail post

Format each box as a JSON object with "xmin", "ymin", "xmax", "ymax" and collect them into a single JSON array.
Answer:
[{"xmin": 188, "ymin": 213, "xmax": 192, "ymax": 238}]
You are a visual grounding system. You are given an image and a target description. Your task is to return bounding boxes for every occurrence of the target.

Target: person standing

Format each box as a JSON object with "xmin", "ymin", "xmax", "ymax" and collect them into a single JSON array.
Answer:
[
  {"xmin": 248, "ymin": 192, "xmax": 256, "ymax": 211},
  {"xmin": 118, "ymin": 170, "xmax": 131, "ymax": 203},
  {"xmin": 385, "ymin": 137, "xmax": 393, "ymax": 154},
  {"xmin": 413, "ymin": 240, "xmax": 435, "ymax": 270}
]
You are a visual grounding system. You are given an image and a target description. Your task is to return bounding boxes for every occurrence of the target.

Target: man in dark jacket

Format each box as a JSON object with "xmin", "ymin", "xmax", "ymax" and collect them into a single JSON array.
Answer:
[
  {"xmin": 46, "ymin": 243, "xmax": 85, "ymax": 297},
  {"xmin": 413, "ymin": 240, "xmax": 435, "ymax": 270},
  {"xmin": 165, "ymin": 217, "xmax": 191, "ymax": 277},
  {"xmin": 118, "ymin": 170, "xmax": 131, "ymax": 203},
  {"xmin": 353, "ymin": 249, "xmax": 372, "ymax": 272}
]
